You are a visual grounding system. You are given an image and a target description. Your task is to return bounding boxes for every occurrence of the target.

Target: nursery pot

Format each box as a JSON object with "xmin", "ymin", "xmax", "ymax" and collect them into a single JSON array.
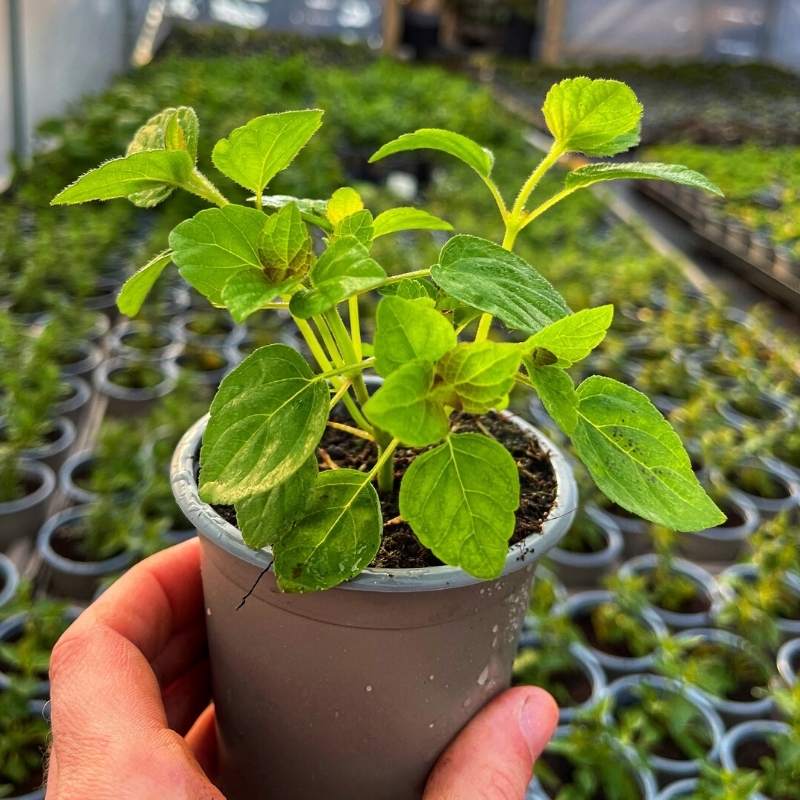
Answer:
[
  {"xmin": 36, "ymin": 506, "xmax": 134, "ymax": 601},
  {"xmin": 58, "ymin": 341, "xmax": 103, "ymax": 379},
  {"xmin": 0, "ymin": 460, "xmax": 56, "ymax": 548},
  {"xmin": 94, "ymin": 357, "xmax": 178, "ymax": 418},
  {"xmin": 720, "ymin": 720, "xmax": 790, "ymax": 800},
  {"xmin": 58, "ymin": 450, "xmax": 97, "ymax": 505},
  {"xmin": 18, "ymin": 416, "xmax": 77, "ymax": 471},
  {"xmin": 777, "ymin": 637, "xmax": 800, "ymax": 687},
  {"xmin": 171, "ymin": 413, "xmax": 577, "ymax": 800},
  {"xmin": 597, "ymin": 502, "xmax": 652, "ymax": 558},
  {"xmin": 51, "ymin": 376, "xmax": 92, "ymax": 429},
  {"xmin": 619, "ymin": 555, "xmax": 718, "ymax": 631},
  {"xmin": 0, "ymin": 552, "xmax": 20, "ymax": 608},
  {"xmin": 655, "ymin": 779, "xmax": 698, "ymax": 800},
  {"xmin": 719, "ymin": 458, "xmax": 800, "ymax": 518},
  {"xmin": 110, "ymin": 320, "xmax": 185, "ymax": 361}
]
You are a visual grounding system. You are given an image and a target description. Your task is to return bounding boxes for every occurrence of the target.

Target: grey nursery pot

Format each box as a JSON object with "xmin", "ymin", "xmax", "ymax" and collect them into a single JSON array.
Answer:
[
  {"xmin": 58, "ymin": 341, "xmax": 103, "ymax": 379},
  {"xmin": 171, "ymin": 413, "xmax": 577, "ymax": 800},
  {"xmin": 619, "ymin": 555, "xmax": 718, "ymax": 630},
  {"xmin": 777, "ymin": 637, "xmax": 800, "ymax": 687},
  {"xmin": 51, "ymin": 376, "xmax": 92, "ymax": 429},
  {"xmin": 0, "ymin": 461, "xmax": 56, "ymax": 548},
  {"xmin": 673, "ymin": 628, "xmax": 775, "ymax": 725},
  {"xmin": 718, "ymin": 458, "xmax": 800, "ymax": 518},
  {"xmin": 19, "ymin": 416, "xmax": 77, "ymax": 471},
  {"xmin": 58, "ymin": 449, "xmax": 97, "ymax": 505},
  {"xmin": 110, "ymin": 319, "xmax": 184, "ymax": 362},
  {"xmin": 547, "ymin": 504, "xmax": 623, "ymax": 589},
  {"xmin": 720, "ymin": 720, "xmax": 790, "ymax": 800},
  {"xmin": 596, "ymin": 502, "xmax": 653, "ymax": 557},
  {"xmin": 0, "ymin": 553, "xmax": 20, "ymax": 609},
  {"xmin": 656, "ymin": 779, "xmax": 698, "ymax": 800},
  {"xmin": 94, "ymin": 357, "xmax": 178, "ymax": 418}
]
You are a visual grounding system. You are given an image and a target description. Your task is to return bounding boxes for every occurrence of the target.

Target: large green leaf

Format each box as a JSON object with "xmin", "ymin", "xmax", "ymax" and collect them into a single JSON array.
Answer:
[
  {"xmin": 370, "ymin": 129, "xmax": 494, "ymax": 178},
  {"xmin": 116, "ymin": 250, "xmax": 173, "ymax": 317},
  {"xmin": 274, "ymin": 469, "xmax": 382, "ymax": 592},
  {"xmin": 259, "ymin": 202, "xmax": 313, "ymax": 283},
  {"xmin": 523, "ymin": 305, "xmax": 614, "ymax": 367},
  {"xmin": 436, "ymin": 341, "xmax": 521, "ymax": 413},
  {"xmin": 333, "ymin": 209, "xmax": 374, "ymax": 247},
  {"xmin": 169, "ymin": 204, "xmax": 265, "ymax": 305},
  {"xmin": 289, "ymin": 236, "xmax": 385, "ymax": 319},
  {"xmin": 565, "ymin": 163, "xmax": 723, "ymax": 196},
  {"xmin": 372, "ymin": 207, "xmax": 453, "ymax": 239},
  {"xmin": 221, "ymin": 269, "xmax": 298, "ymax": 324},
  {"xmin": 399, "ymin": 433, "xmax": 520, "ymax": 579},
  {"xmin": 51, "ymin": 150, "xmax": 194, "ymax": 206},
  {"xmin": 235, "ymin": 456, "xmax": 318, "ymax": 550},
  {"xmin": 364, "ymin": 361, "xmax": 449, "ymax": 447},
  {"xmin": 431, "ymin": 235, "xmax": 570, "ymax": 334},
  {"xmin": 199, "ymin": 345, "xmax": 328, "ymax": 504},
  {"xmin": 571, "ymin": 377, "xmax": 726, "ymax": 531},
  {"xmin": 524, "ymin": 362, "xmax": 578, "ymax": 434},
  {"xmin": 373, "ymin": 295, "xmax": 456, "ymax": 377},
  {"xmin": 543, "ymin": 78, "xmax": 642, "ymax": 156},
  {"xmin": 212, "ymin": 109, "xmax": 324, "ymax": 197}
]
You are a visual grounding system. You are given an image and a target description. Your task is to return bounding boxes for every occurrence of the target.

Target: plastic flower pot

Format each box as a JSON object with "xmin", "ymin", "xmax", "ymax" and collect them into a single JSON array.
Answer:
[
  {"xmin": 716, "ymin": 392, "xmax": 793, "ymax": 433},
  {"xmin": 110, "ymin": 320, "xmax": 185, "ymax": 362},
  {"xmin": 619, "ymin": 555, "xmax": 718, "ymax": 630},
  {"xmin": 719, "ymin": 458, "xmax": 800, "ymax": 518},
  {"xmin": 94, "ymin": 357, "xmax": 178, "ymax": 418},
  {"xmin": 720, "ymin": 720, "xmax": 790, "ymax": 800},
  {"xmin": 36, "ymin": 506, "xmax": 134, "ymax": 601},
  {"xmin": 656, "ymin": 778, "xmax": 698, "ymax": 800},
  {"xmin": 171, "ymin": 310, "xmax": 246, "ymax": 349},
  {"xmin": 673, "ymin": 628, "xmax": 775, "ymax": 725},
  {"xmin": 685, "ymin": 349, "xmax": 740, "ymax": 390},
  {"xmin": 676, "ymin": 491, "xmax": 759, "ymax": 563},
  {"xmin": 176, "ymin": 343, "xmax": 239, "ymax": 390},
  {"xmin": 18, "ymin": 416, "xmax": 76, "ymax": 471},
  {"xmin": 527, "ymin": 725, "xmax": 658, "ymax": 800},
  {"xmin": 58, "ymin": 341, "xmax": 103, "ymax": 379},
  {"xmin": 0, "ymin": 552, "xmax": 20, "ymax": 609},
  {"xmin": 606, "ymin": 675, "xmax": 725, "ymax": 785},
  {"xmin": 596, "ymin": 501, "xmax": 652, "ymax": 558},
  {"xmin": 547, "ymin": 504, "xmax": 623, "ymax": 589},
  {"xmin": 554, "ymin": 590, "xmax": 668, "ymax": 679},
  {"xmin": 171, "ymin": 413, "xmax": 577, "ymax": 800},
  {"xmin": 58, "ymin": 450, "xmax": 97, "ymax": 505},
  {"xmin": 84, "ymin": 276, "xmax": 121, "ymax": 317},
  {"xmin": 51, "ymin": 376, "xmax": 92, "ymax": 429},
  {"xmin": 515, "ymin": 633, "xmax": 606, "ymax": 725},
  {"xmin": 0, "ymin": 460, "xmax": 56, "ymax": 549},
  {"xmin": 523, "ymin": 564, "xmax": 568, "ymax": 632},
  {"xmin": 777, "ymin": 637, "xmax": 800, "ymax": 687}
]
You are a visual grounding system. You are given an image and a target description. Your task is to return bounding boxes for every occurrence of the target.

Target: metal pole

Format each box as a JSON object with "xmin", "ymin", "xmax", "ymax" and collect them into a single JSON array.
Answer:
[{"xmin": 8, "ymin": 0, "xmax": 29, "ymax": 166}]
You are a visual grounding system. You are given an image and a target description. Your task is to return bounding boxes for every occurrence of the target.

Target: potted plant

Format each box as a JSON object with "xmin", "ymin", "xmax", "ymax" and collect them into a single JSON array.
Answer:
[
  {"xmin": 109, "ymin": 319, "xmax": 184, "ymax": 361},
  {"xmin": 0, "ymin": 685, "xmax": 48, "ymax": 800},
  {"xmin": 55, "ymin": 81, "xmax": 724, "ymax": 799},
  {"xmin": 94, "ymin": 357, "xmax": 178, "ymax": 418},
  {"xmin": 656, "ymin": 765, "xmax": 764, "ymax": 800}
]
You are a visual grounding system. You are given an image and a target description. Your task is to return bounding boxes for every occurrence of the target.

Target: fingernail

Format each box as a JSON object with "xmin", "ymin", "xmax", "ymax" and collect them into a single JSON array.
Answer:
[{"xmin": 519, "ymin": 692, "xmax": 556, "ymax": 760}]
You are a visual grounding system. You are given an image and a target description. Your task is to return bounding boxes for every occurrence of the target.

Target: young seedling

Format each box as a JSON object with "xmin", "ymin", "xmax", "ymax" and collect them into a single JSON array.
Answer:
[{"xmin": 53, "ymin": 79, "xmax": 725, "ymax": 591}]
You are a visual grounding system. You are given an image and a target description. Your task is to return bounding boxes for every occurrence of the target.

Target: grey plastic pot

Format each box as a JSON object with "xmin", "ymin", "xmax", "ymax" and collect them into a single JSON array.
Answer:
[
  {"xmin": 85, "ymin": 276, "xmax": 121, "ymax": 317},
  {"xmin": 676, "ymin": 491, "xmax": 760, "ymax": 563},
  {"xmin": 516, "ymin": 633, "xmax": 606, "ymax": 725},
  {"xmin": 606, "ymin": 675, "xmax": 725, "ymax": 785},
  {"xmin": 716, "ymin": 564, "xmax": 800, "ymax": 643},
  {"xmin": 0, "ymin": 461, "xmax": 56, "ymax": 548},
  {"xmin": 685, "ymin": 349, "xmax": 740, "ymax": 391},
  {"xmin": 0, "ymin": 552, "xmax": 20, "ymax": 608},
  {"xmin": 170, "ymin": 311, "xmax": 246, "ymax": 348},
  {"xmin": 110, "ymin": 320, "xmax": 185, "ymax": 361},
  {"xmin": 523, "ymin": 564, "xmax": 568, "ymax": 631},
  {"xmin": 176, "ymin": 344, "xmax": 240, "ymax": 389},
  {"xmin": 619, "ymin": 555, "xmax": 718, "ymax": 630},
  {"xmin": 526, "ymin": 725, "xmax": 658, "ymax": 800},
  {"xmin": 58, "ymin": 449, "xmax": 97, "ymax": 505},
  {"xmin": 720, "ymin": 720, "xmax": 790, "ymax": 800},
  {"xmin": 19, "ymin": 416, "xmax": 76, "ymax": 471},
  {"xmin": 171, "ymin": 413, "xmax": 577, "ymax": 800},
  {"xmin": 598, "ymin": 504, "xmax": 653, "ymax": 558},
  {"xmin": 716, "ymin": 392, "xmax": 794, "ymax": 434},
  {"xmin": 547, "ymin": 504, "xmax": 623, "ymax": 589},
  {"xmin": 777, "ymin": 637, "xmax": 800, "ymax": 687},
  {"xmin": 656, "ymin": 779, "xmax": 698, "ymax": 800},
  {"xmin": 36, "ymin": 506, "xmax": 134, "ymax": 601},
  {"xmin": 554, "ymin": 590, "xmax": 668, "ymax": 679},
  {"xmin": 52, "ymin": 376, "xmax": 92, "ymax": 429},
  {"xmin": 673, "ymin": 628, "xmax": 775, "ymax": 725},
  {"xmin": 94, "ymin": 357, "xmax": 178, "ymax": 418},
  {"xmin": 717, "ymin": 458, "xmax": 800, "ymax": 518},
  {"xmin": 58, "ymin": 341, "xmax": 103, "ymax": 379}
]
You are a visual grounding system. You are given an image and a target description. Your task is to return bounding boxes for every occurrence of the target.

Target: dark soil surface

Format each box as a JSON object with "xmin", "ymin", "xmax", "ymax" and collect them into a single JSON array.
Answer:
[
  {"xmin": 211, "ymin": 411, "xmax": 557, "ymax": 569},
  {"xmin": 717, "ymin": 499, "xmax": 745, "ymax": 528},
  {"xmin": 575, "ymin": 609, "xmax": 636, "ymax": 659},
  {"xmin": 551, "ymin": 667, "xmax": 593, "ymax": 706},
  {"xmin": 736, "ymin": 738, "xmax": 775, "ymax": 771},
  {"xmin": 646, "ymin": 574, "xmax": 710, "ymax": 615}
]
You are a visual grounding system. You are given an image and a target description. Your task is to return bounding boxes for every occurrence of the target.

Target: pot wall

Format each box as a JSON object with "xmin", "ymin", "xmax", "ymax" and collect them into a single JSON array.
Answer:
[{"xmin": 0, "ymin": 461, "xmax": 56, "ymax": 549}]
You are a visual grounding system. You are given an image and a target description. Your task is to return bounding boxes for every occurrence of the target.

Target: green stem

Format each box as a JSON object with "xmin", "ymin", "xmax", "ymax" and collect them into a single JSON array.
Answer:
[
  {"xmin": 313, "ymin": 314, "xmax": 344, "ymax": 367},
  {"xmin": 325, "ymin": 308, "xmax": 370, "ymax": 407},
  {"xmin": 374, "ymin": 433, "xmax": 399, "ymax": 495},
  {"xmin": 183, "ymin": 169, "xmax": 229, "ymax": 208},
  {"xmin": 349, "ymin": 296, "xmax": 362, "ymax": 362},
  {"xmin": 294, "ymin": 317, "xmax": 333, "ymax": 372},
  {"xmin": 518, "ymin": 186, "xmax": 578, "ymax": 230},
  {"xmin": 316, "ymin": 358, "xmax": 375, "ymax": 383},
  {"xmin": 510, "ymin": 143, "xmax": 564, "ymax": 220},
  {"xmin": 374, "ymin": 268, "xmax": 431, "ymax": 290}
]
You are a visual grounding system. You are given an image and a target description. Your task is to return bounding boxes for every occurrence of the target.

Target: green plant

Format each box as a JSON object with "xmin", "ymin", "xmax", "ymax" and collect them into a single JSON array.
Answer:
[
  {"xmin": 692, "ymin": 763, "xmax": 763, "ymax": 800},
  {"xmin": 0, "ymin": 686, "xmax": 48, "ymax": 798},
  {"xmin": 53, "ymin": 79, "xmax": 725, "ymax": 592}
]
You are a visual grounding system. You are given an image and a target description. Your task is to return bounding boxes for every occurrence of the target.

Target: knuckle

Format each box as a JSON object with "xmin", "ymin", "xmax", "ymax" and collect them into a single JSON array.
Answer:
[{"xmin": 48, "ymin": 628, "xmax": 89, "ymax": 686}]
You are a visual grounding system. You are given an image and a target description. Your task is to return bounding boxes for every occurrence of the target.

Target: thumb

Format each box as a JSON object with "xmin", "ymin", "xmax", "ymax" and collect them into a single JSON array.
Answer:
[{"xmin": 424, "ymin": 686, "xmax": 558, "ymax": 800}]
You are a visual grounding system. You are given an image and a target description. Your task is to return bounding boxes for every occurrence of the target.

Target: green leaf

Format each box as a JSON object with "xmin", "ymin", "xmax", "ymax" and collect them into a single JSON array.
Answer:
[
  {"xmin": 333, "ymin": 209, "xmax": 374, "ymax": 246},
  {"xmin": 274, "ymin": 469, "xmax": 381, "ymax": 592},
  {"xmin": 116, "ymin": 250, "xmax": 173, "ymax": 317},
  {"xmin": 199, "ymin": 344, "xmax": 328, "ymax": 504},
  {"xmin": 169, "ymin": 204, "xmax": 265, "ymax": 305},
  {"xmin": 372, "ymin": 207, "xmax": 453, "ymax": 239},
  {"xmin": 289, "ymin": 236, "xmax": 385, "ymax": 319},
  {"xmin": 523, "ymin": 305, "xmax": 614, "ymax": 367},
  {"xmin": 379, "ymin": 278, "xmax": 436, "ymax": 300},
  {"xmin": 565, "ymin": 163, "xmax": 723, "ymax": 196},
  {"xmin": 571, "ymin": 377, "xmax": 726, "ymax": 531},
  {"xmin": 431, "ymin": 235, "xmax": 570, "ymax": 334},
  {"xmin": 370, "ymin": 129, "xmax": 494, "ymax": 178},
  {"xmin": 543, "ymin": 78, "xmax": 643, "ymax": 156},
  {"xmin": 51, "ymin": 150, "xmax": 194, "ymax": 206},
  {"xmin": 373, "ymin": 295, "xmax": 456, "ymax": 377},
  {"xmin": 326, "ymin": 187, "xmax": 364, "ymax": 224},
  {"xmin": 436, "ymin": 341, "xmax": 521, "ymax": 413},
  {"xmin": 524, "ymin": 362, "xmax": 578, "ymax": 434},
  {"xmin": 259, "ymin": 202, "xmax": 314, "ymax": 283},
  {"xmin": 399, "ymin": 433, "xmax": 520, "ymax": 579},
  {"xmin": 235, "ymin": 456, "xmax": 318, "ymax": 550},
  {"xmin": 211, "ymin": 109, "xmax": 324, "ymax": 197},
  {"xmin": 364, "ymin": 361, "xmax": 449, "ymax": 447},
  {"xmin": 221, "ymin": 269, "xmax": 298, "ymax": 324},
  {"xmin": 260, "ymin": 194, "xmax": 327, "ymax": 215}
]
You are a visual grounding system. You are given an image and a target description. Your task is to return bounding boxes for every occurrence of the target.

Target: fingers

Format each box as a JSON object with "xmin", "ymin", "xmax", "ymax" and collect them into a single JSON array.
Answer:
[
  {"xmin": 186, "ymin": 704, "xmax": 218, "ymax": 779},
  {"xmin": 163, "ymin": 659, "xmax": 212, "ymax": 736},
  {"xmin": 424, "ymin": 686, "xmax": 558, "ymax": 800}
]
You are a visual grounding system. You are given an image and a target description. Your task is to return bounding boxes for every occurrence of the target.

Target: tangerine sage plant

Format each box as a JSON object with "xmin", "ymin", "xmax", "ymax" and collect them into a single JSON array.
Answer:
[{"xmin": 53, "ymin": 77, "xmax": 726, "ymax": 592}]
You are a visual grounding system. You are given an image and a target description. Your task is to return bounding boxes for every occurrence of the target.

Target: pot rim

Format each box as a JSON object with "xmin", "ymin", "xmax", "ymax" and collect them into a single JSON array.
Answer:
[
  {"xmin": 715, "ymin": 564, "xmax": 800, "ymax": 630},
  {"xmin": 692, "ymin": 489, "xmax": 760, "ymax": 540},
  {"xmin": 548, "ymin": 504, "xmax": 624, "ymax": 568},
  {"xmin": 170, "ymin": 412, "xmax": 578, "ymax": 593},
  {"xmin": 52, "ymin": 375, "xmax": 91, "ymax": 418},
  {"xmin": 777, "ymin": 637, "xmax": 800, "ymax": 687},
  {"xmin": 656, "ymin": 778, "xmax": 698, "ymax": 800},
  {"xmin": 95, "ymin": 357, "xmax": 178, "ymax": 402},
  {"xmin": 20, "ymin": 416, "xmax": 76, "ymax": 462},
  {"xmin": 0, "ymin": 553, "xmax": 20, "ymax": 608},
  {"xmin": 720, "ymin": 719, "xmax": 790, "ymax": 774},
  {"xmin": 58, "ymin": 450, "xmax": 97, "ymax": 505},
  {"xmin": 0, "ymin": 461, "xmax": 56, "ymax": 515},
  {"xmin": 59, "ymin": 341, "xmax": 103, "ymax": 378}
]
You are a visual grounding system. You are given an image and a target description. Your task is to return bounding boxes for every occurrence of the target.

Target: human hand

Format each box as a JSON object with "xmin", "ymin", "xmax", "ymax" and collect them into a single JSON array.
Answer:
[{"xmin": 46, "ymin": 539, "xmax": 557, "ymax": 800}]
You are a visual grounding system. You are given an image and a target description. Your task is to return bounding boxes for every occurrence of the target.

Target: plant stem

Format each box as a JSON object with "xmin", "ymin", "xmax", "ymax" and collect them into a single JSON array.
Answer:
[
  {"xmin": 510, "ymin": 143, "xmax": 564, "ymax": 219},
  {"xmin": 373, "ymin": 433, "xmax": 399, "ymax": 495},
  {"xmin": 328, "ymin": 380, "xmax": 352, "ymax": 410},
  {"xmin": 294, "ymin": 317, "xmax": 333, "ymax": 372},
  {"xmin": 325, "ymin": 309, "xmax": 370, "ymax": 407},
  {"xmin": 375, "ymin": 268, "xmax": 431, "ymax": 290},
  {"xmin": 349, "ymin": 296, "xmax": 362, "ymax": 362},
  {"xmin": 316, "ymin": 358, "xmax": 375, "ymax": 383},
  {"xmin": 327, "ymin": 421, "xmax": 374, "ymax": 441},
  {"xmin": 183, "ymin": 169, "xmax": 229, "ymax": 208},
  {"xmin": 313, "ymin": 314, "xmax": 345, "ymax": 367}
]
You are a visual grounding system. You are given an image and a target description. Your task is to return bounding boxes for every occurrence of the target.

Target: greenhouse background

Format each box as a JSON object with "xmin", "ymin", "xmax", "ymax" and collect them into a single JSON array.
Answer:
[{"xmin": 1, "ymin": 1, "xmax": 799, "ymax": 799}]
